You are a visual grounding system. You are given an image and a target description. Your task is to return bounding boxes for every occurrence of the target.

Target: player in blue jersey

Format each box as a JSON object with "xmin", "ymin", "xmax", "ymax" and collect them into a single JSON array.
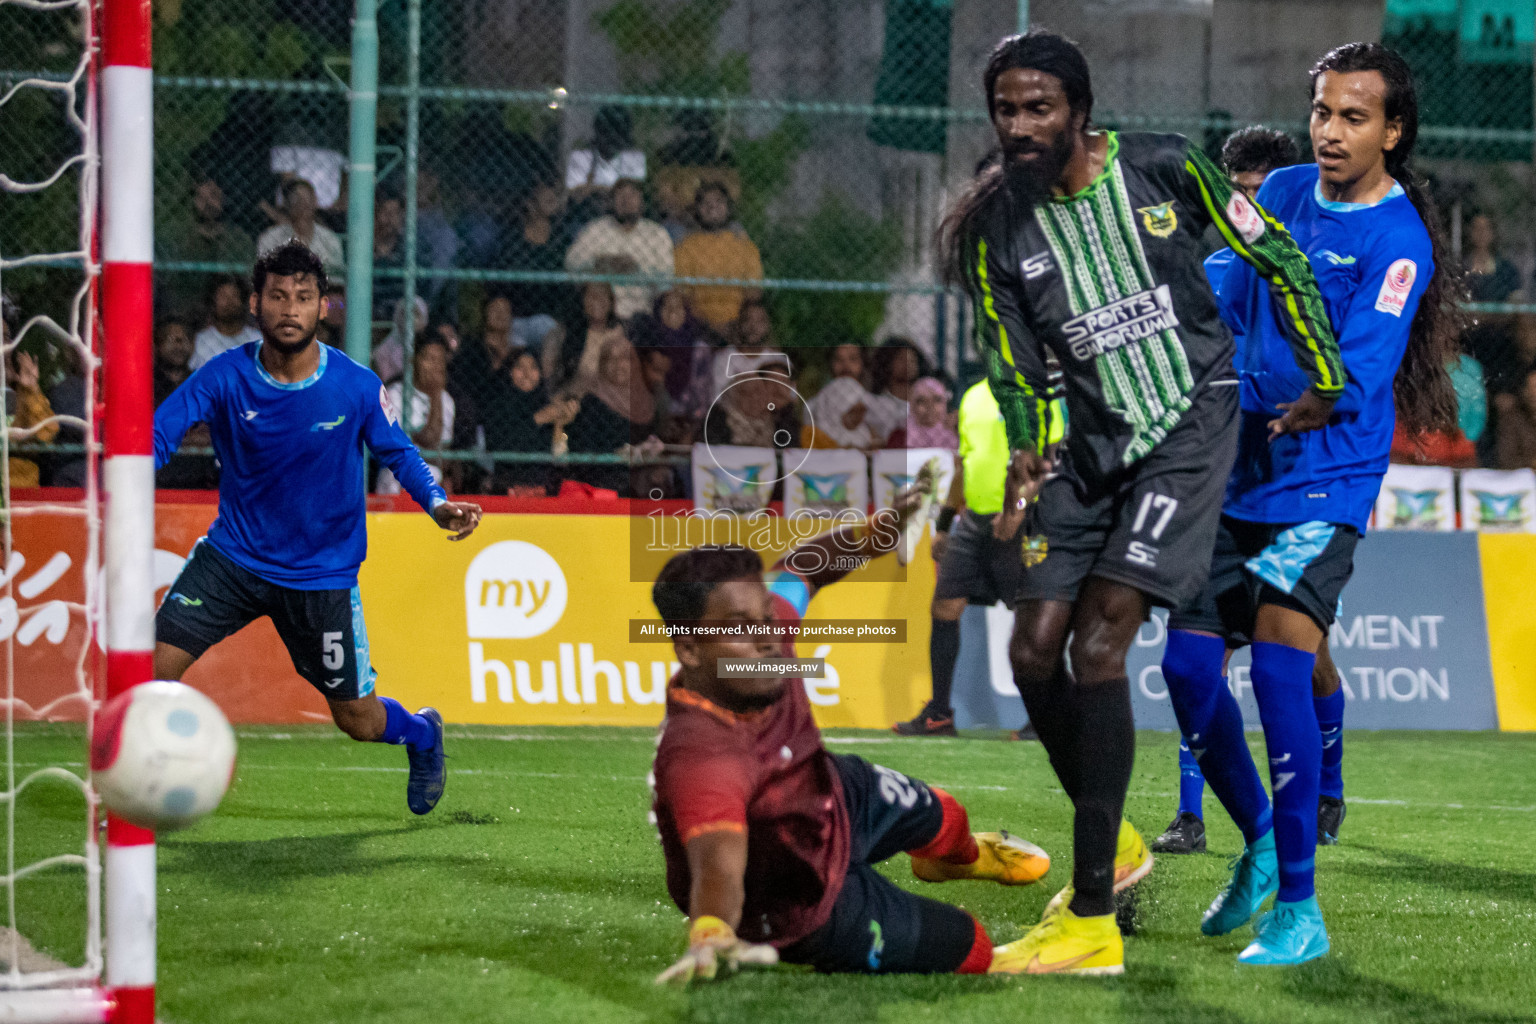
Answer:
[
  {"xmin": 1201, "ymin": 127, "xmax": 1301, "ymax": 301},
  {"xmin": 1155, "ymin": 124, "xmax": 1344, "ymax": 857},
  {"xmin": 1160, "ymin": 44, "xmax": 1463, "ymax": 964},
  {"xmin": 153, "ymin": 241, "xmax": 484, "ymax": 815}
]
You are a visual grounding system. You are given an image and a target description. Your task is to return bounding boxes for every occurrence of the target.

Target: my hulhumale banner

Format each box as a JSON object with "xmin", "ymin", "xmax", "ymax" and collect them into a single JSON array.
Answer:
[{"xmin": 964, "ymin": 532, "xmax": 1499, "ymax": 731}]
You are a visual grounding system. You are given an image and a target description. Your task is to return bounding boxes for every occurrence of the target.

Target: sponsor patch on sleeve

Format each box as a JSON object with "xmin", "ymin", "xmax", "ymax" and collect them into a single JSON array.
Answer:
[
  {"xmin": 1374, "ymin": 258, "xmax": 1417, "ymax": 317},
  {"xmin": 380, "ymin": 383, "xmax": 399, "ymax": 426},
  {"xmin": 1225, "ymin": 192, "xmax": 1265, "ymax": 244}
]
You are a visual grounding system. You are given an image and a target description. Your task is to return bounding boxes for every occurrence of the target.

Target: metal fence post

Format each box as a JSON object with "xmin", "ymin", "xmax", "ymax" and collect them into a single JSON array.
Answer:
[
  {"xmin": 345, "ymin": 0, "xmax": 379, "ymax": 370},
  {"xmin": 400, "ymin": 0, "xmax": 420, "ymax": 429}
]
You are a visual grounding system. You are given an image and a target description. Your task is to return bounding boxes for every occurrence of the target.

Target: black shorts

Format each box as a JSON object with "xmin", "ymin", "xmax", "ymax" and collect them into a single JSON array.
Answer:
[
  {"xmin": 933, "ymin": 509, "xmax": 1023, "ymax": 607},
  {"xmin": 778, "ymin": 755, "xmax": 977, "ymax": 974},
  {"xmin": 1168, "ymin": 515, "xmax": 1358, "ymax": 645},
  {"xmin": 156, "ymin": 541, "xmax": 377, "ymax": 701},
  {"xmin": 1018, "ymin": 381, "xmax": 1238, "ymax": 610}
]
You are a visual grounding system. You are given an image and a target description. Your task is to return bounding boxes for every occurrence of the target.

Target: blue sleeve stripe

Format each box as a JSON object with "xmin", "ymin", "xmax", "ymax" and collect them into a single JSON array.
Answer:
[{"xmin": 765, "ymin": 571, "xmax": 812, "ymax": 618}]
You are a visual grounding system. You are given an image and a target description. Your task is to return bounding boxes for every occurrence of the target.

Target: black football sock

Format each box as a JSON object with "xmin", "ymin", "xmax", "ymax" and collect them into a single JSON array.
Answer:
[
  {"xmin": 1014, "ymin": 660, "xmax": 1080, "ymax": 801},
  {"xmin": 929, "ymin": 618, "xmax": 961, "ymax": 712},
  {"xmin": 1066, "ymin": 677, "xmax": 1135, "ymax": 919}
]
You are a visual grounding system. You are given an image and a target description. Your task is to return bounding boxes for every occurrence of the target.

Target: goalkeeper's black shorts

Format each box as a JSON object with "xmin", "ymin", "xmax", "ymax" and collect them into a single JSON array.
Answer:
[{"xmin": 777, "ymin": 755, "xmax": 981, "ymax": 974}]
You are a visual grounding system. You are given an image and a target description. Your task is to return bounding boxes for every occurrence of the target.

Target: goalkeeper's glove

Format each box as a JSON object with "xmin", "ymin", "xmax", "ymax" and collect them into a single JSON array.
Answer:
[{"xmin": 654, "ymin": 915, "xmax": 778, "ymax": 986}]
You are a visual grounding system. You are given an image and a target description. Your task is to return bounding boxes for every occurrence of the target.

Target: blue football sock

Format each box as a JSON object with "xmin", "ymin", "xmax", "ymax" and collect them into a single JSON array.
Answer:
[
  {"xmin": 1162, "ymin": 630, "xmax": 1272, "ymax": 844},
  {"xmin": 1251, "ymin": 642, "xmax": 1323, "ymax": 904},
  {"xmin": 1315, "ymin": 688, "xmax": 1345, "ymax": 800},
  {"xmin": 378, "ymin": 696, "xmax": 436, "ymax": 750},
  {"xmin": 1177, "ymin": 739, "xmax": 1205, "ymax": 818}
]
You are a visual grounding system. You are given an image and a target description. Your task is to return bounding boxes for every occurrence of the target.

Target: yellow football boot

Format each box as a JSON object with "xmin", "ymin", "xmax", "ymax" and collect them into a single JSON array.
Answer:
[
  {"xmin": 1041, "ymin": 819, "xmax": 1155, "ymax": 919},
  {"xmin": 911, "ymin": 831, "xmax": 1050, "ymax": 886},
  {"xmin": 1114, "ymin": 818, "xmax": 1155, "ymax": 889},
  {"xmin": 989, "ymin": 905, "xmax": 1124, "ymax": 976}
]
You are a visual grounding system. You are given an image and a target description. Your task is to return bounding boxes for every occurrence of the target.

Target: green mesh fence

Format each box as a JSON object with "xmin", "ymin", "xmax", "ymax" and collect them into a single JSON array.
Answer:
[{"xmin": 3, "ymin": 0, "xmax": 1535, "ymax": 491}]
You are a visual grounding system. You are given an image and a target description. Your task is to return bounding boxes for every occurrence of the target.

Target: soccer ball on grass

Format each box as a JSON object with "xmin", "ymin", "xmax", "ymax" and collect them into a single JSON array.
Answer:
[{"xmin": 91, "ymin": 681, "xmax": 237, "ymax": 831}]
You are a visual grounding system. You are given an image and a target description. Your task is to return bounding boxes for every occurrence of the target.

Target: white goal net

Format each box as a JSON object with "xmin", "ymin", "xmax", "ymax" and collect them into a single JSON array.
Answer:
[{"xmin": 0, "ymin": 0, "xmax": 106, "ymax": 1014}]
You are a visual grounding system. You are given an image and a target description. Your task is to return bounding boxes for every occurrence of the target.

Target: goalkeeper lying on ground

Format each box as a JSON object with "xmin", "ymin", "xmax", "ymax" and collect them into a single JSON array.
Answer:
[{"xmin": 649, "ymin": 489, "xmax": 1054, "ymax": 983}]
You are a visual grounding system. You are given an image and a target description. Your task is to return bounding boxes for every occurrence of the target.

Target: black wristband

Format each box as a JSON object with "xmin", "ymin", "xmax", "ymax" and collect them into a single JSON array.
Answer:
[{"xmin": 935, "ymin": 507, "xmax": 957, "ymax": 533}]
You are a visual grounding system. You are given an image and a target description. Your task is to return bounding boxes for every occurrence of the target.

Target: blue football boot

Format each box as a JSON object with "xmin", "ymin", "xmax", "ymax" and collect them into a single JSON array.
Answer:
[
  {"xmin": 406, "ymin": 707, "xmax": 446, "ymax": 815},
  {"xmin": 1201, "ymin": 829, "xmax": 1278, "ymax": 936},
  {"xmin": 1238, "ymin": 896, "xmax": 1330, "ymax": 965}
]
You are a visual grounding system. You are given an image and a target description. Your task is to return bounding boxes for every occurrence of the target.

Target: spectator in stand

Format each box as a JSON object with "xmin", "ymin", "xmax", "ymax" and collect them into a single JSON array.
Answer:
[
  {"xmin": 673, "ymin": 182, "xmax": 763, "ymax": 332},
  {"xmin": 1463, "ymin": 213, "xmax": 1526, "ymax": 465},
  {"xmin": 47, "ymin": 341, "xmax": 88, "ymax": 486},
  {"xmin": 484, "ymin": 350, "xmax": 577, "ymax": 497},
  {"xmin": 637, "ymin": 289, "xmax": 715, "ymax": 430},
  {"xmin": 162, "ymin": 178, "xmax": 254, "ymax": 318},
  {"xmin": 887, "ymin": 376, "xmax": 957, "ymax": 450},
  {"xmin": 709, "ymin": 297, "xmax": 781, "ymax": 398},
  {"xmin": 564, "ymin": 179, "xmax": 674, "ymax": 322},
  {"xmin": 655, "ymin": 111, "xmax": 738, "ymax": 244},
  {"xmin": 153, "ymin": 317, "xmax": 195, "ymax": 406},
  {"xmin": 454, "ymin": 180, "xmax": 506, "ymax": 271},
  {"xmin": 378, "ymin": 336, "xmax": 455, "ymax": 495},
  {"xmin": 374, "ymin": 295, "xmax": 427, "ymax": 385},
  {"xmin": 448, "ymin": 293, "xmax": 523, "ymax": 470},
  {"xmin": 1465, "ymin": 212, "xmax": 1523, "ymax": 307},
  {"xmin": 543, "ymin": 282, "xmax": 628, "ymax": 398},
  {"xmin": 6, "ymin": 347, "xmax": 57, "ymax": 490},
  {"xmin": 504, "ymin": 181, "xmax": 576, "ymax": 320},
  {"xmin": 866, "ymin": 337, "xmax": 926, "ymax": 445},
  {"xmin": 703, "ymin": 367, "xmax": 799, "ymax": 449},
  {"xmin": 257, "ymin": 178, "xmax": 344, "ymax": 276},
  {"xmin": 1495, "ymin": 360, "xmax": 1536, "ymax": 471},
  {"xmin": 806, "ymin": 343, "xmax": 878, "ymax": 449},
  {"xmin": 372, "ymin": 193, "xmax": 406, "ymax": 316},
  {"xmin": 317, "ymin": 282, "xmax": 346, "ymax": 348},
  {"xmin": 152, "ymin": 317, "xmax": 218, "ymax": 489},
  {"xmin": 566, "ymin": 335, "xmax": 655, "ymax": 495},
  {"xmin": 190, "ymin": 275, "xmax": 260, "ymax": 370},
  {"xmin": 414, "ymin": 168, "xmax": 462, "ymax": 313},
  {"xmin": 566, "ymin": 105, "xmax": 646, "ymax": 205}
]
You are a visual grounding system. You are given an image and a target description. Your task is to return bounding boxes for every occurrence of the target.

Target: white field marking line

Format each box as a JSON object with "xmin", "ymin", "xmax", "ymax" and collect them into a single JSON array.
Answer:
[
  {"xmin": 14, "ymin": 758, "xmax": 1536, "ymax": 810},
  {"xmin": 233, "ymin": 731, "xmax": 665, "ymax": 743},
  {"xmin": 16, "ymin": 763, "xmax": 1534, "ymax": 814}
]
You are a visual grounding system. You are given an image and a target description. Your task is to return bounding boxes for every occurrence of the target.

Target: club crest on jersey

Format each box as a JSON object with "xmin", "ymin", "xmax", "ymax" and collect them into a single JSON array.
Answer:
[
  {"xmin": 1375, "ymin": 258, "xmax": 1417, "ymax": 317},
  {"xmin": 1225, "ymin": 191, "xmax": 1265, "ymax": 244},
  {"xmin": 1137, "ymin": 202, "xmax": 1177, "ymax": 238}
]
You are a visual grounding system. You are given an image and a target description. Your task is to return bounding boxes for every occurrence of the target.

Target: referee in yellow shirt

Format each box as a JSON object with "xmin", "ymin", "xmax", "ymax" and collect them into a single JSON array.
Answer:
[{"xmin": 895, "ymin": 378, "xmax": 1061, "ymax": 737}]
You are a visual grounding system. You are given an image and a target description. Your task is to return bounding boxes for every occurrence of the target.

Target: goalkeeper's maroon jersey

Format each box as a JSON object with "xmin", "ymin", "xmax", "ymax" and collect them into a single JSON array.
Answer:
[{"xmin": 651, "ymin": 591, "xmax": 849, "ymax": 948}]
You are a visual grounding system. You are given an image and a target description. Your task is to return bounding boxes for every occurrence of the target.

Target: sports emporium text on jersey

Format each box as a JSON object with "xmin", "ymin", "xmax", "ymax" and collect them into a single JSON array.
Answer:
[{"xmin": 1061, "ymin": 285, "xmax": 1182, "ymax": 362}]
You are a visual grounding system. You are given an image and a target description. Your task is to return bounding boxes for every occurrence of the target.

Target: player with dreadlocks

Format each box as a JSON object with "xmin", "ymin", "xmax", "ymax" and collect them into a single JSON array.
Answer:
[
  {"xmin": 938, "ymin": 30, "xmax": 1342, "ymax": 975},
  {"xmin": 1160, "ymin": 42, "xmax": 1463, "ymax": 965}
]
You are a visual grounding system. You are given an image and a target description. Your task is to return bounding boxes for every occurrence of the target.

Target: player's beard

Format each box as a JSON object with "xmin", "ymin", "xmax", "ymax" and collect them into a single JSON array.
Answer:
[
  {"xmin": 261, "ymin": 322, "xmax": 319, "ymax": 356},
  {"xmin": 1003, "ymin": 128, "xmax": 1075, "ymax": 209}
]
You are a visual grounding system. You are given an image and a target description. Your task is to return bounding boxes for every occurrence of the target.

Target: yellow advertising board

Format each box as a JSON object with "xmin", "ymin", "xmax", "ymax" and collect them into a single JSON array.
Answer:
[
  {"xmin": 1478, "ymin": 533, "xmax": 1536, "ymax": 731},
  {"xmin": 359, "ymin": 513, "xmax": 936, "ymax": 729}
]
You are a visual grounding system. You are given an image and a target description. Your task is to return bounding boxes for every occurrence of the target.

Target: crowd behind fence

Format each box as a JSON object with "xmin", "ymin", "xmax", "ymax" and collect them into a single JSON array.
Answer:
[{"xmin": 2, "ymin": 0, "xmax": 1534, "ymax": 500}]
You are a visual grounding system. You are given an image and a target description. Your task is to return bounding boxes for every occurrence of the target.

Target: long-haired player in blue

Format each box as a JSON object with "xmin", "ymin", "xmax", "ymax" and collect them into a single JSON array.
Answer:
[
  {"xmin": 1155, "ymin": 126, "xmax": 1349, "ymax": 858},
  {"xmin": 153, "ymin": 240, "xmax": 484, "ymax": 816},
  {"xmin": 1160, "ymin": 43, "xmax": 1463, "ymax": 964}
]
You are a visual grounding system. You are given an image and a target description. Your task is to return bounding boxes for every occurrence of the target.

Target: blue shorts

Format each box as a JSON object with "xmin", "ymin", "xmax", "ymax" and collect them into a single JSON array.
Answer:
[
  {"xmin": 1168, "ymin": 515, "xmax": 1357, "ymax": 645},
  {"xmin": 777, "ymin": 755, "xmax": 978, "ymax": 974},
  {"xmin": 156, "ymin": 541, "xmax": 377, "ymax": 701}
]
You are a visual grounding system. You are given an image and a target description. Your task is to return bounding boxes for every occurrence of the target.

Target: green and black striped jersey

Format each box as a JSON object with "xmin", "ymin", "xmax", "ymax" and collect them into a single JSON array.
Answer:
[{"xmin": 968, "ymin": 131, "xmax": 1343, "ymax": 482}]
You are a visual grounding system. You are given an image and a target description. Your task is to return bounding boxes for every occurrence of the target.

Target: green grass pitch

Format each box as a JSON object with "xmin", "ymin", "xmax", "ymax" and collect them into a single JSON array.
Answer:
[{"xmin": 15, "ymin": 725, "xmax": 1536, "ymax": 1023}]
